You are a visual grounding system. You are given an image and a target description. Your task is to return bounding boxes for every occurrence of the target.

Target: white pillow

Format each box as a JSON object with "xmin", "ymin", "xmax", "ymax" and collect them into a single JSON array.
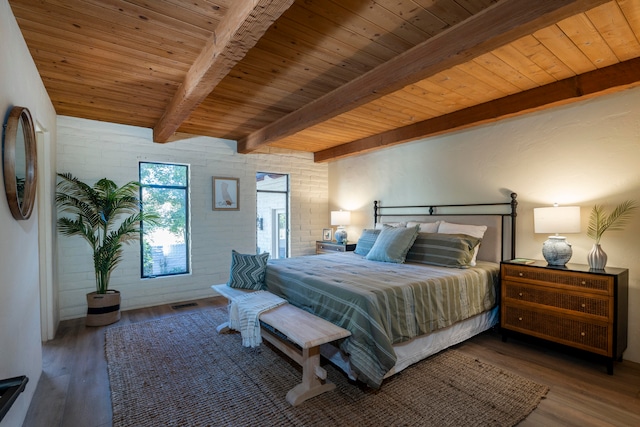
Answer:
[
  {"xmin": 406, "ymin": 221, "xmax": 440, "ymax": 233},
  {"xmin": 437, "ymin": 221, "xmax": 487, "ymax": 266},
  {"xmin": 374, "ymin": 222, "xmax": 406, "ymax": 230}
]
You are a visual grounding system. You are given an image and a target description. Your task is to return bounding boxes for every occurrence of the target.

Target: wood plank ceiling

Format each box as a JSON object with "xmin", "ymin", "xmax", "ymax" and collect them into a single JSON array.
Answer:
[{"xmin": 9, "ymin": 0, "xmax": 640, "ymax": 162}]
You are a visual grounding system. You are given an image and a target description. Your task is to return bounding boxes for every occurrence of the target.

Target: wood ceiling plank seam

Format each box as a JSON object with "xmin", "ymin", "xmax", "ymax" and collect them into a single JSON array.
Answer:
[
  {"xmin": 45, "ymin": 86, "xmax": 171, "ymax": 112},
  {"xmin": 313, "ymin": 57, "xmax": 640, "ymax": 162},
  {"xmin": 27, "ymin": 46, "xmax": 186, "ymax": 87},
  {"xmin": 336, "ymin": 0, "xmax": 435, "ymax": 46},
  {"xmin": 197, "ymin": 90, "xmax": 294, "ymax": 115},
  {"xmin": 429, "ymin": 66, "xmax": 510, "ymax": 103},
  {"xmin": 490, "ymin": 43, "xmax": 558, "ymax": 86},
  {"xmin": 239, "ymin": 0, "xmax": 615, "ymax": 153},
  {"xmin": 413, "ymin": 77, "xmax": 480, "ymax": 109},
  {"xmin": 23, "ymin": 36, "xmax": 190, "ymax": 80},
  {"xmin": 509, "ymin": 35, "xmax": 577, "ymax": 81},
  {"xmin": 339, "ymin": 102, "xmax": 429, "ymax": 127},
  {"xmin": 153, "ymin": 0, "xmax": 296, "ymax": 142},
  {"xmin": 270, "ymin": 15, "xmax": 386, "ymax": 73},
  {"xmin": 586, "ymin": 1, "xmax": 640, "ymax": 60},
  {"xmin": 234, "ymin": 45, "xmax": 351, "ymax": 94},
  {"xmin": 46, "ymin": 90, "xmax": 162, "ymax": 115},
  {"xmin": 618, "ymin": 0, "xmax": 640, "ymax": 40},
  {"xmin": 532, "ymin": 25, "xmax": 598, "ymax": 75},
  {"xmin": 296, "ymin": 0, "xmax": 414, "ymax": 55},
  {"xmin": 361, "ymin": 91, "xmax": 444, "ymax": 118},
  {"xmin": 371, "ymin": 0, "xmax": 449, "ymax": 37},
  {"xmin": 455, "ymin": 60, "xmax": 520, "ymax": 95},
  {"xmin": 251, "ymin": 29, "xmax": 373, "ymax": 83},
  {"xmin": 470, "ymin": 51, "xmax": 543, "ymax": 91},
  {"xmin": 12, "ymin": 0, "xmax": 211, "ymax": 53},
  {"xmin": 45, "ymin": 0, "xmax": 215, "ymax": 40},
  {"xmin": 281, "ymin": 4, "xmax": 402, "ymax": 62},
  {"xmin": 452, "ymin": 0, "xmax": 502, "ymax": 15},
  {"xmin": 212, "ymin": 75, "xmax": 318, "ymax": 110},
  {"xmin": 395, "ymin": 82, "xmax": 471, "ymax": 113},
  {"xmin": 122, "ymin": 0, "xmax": 227, "ymax": 31},
  {"xmin": 12, "ymin": 9, "xmax": 203, "ymax": 65},
  {"xmin": 45, "ymin": 80, "xmax": 172, "ymax": 106},
  {"xmin": 411, "ymin": 0, "xmax": 473, "ymax": 26},
  {"xmin": 558, "ymin": 12, "xmax": 622, "ymax": 67}
]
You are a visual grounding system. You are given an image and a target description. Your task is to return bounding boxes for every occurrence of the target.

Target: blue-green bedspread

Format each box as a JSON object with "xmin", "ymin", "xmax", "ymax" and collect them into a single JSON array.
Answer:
[{"xmin": 265, "ymin": 252, "xmax": 499, "ymax": 388}]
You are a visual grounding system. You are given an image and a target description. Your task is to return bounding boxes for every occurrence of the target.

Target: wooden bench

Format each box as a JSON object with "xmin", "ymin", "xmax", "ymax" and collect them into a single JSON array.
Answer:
[{"xmin": 211, "ymin": 284, "xmax": 351, "ymax": 406}]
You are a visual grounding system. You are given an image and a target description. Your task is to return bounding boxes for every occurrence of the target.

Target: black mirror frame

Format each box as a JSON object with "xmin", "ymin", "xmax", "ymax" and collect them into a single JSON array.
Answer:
[{"xmin": 3, "ymin": 106, "xmax": 37, "ymax": 220}]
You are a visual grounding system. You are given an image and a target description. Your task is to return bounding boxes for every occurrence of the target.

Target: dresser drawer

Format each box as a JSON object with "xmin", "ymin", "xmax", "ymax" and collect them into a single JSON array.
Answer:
[
  {"xmin": 316, "ymin": 243, "xmax": 346, "ymax": 253},
  {"xmin": 502, "ymin": 305, "xmax": 611, "ymax": 356},
  {"xmin": 503, "ymin": 282, "xmax": 612, "ymax": 320},
  {"xmin": 501, "ymin": 264, "xmax": 613, "ymax": 294}
]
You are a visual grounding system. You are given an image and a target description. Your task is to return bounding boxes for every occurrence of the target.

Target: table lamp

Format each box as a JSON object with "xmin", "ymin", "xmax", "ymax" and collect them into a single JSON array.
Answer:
[
  {"xmin": 534, "ymin": 204, "xmax": 580, "ymax": 266},
  {"xmin": 331, "ymin": 210, "xmax": 351, "ymax": 244}
]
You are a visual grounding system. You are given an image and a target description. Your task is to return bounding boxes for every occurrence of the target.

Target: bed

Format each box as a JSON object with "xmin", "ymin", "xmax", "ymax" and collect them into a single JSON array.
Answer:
[{"xmin": 264, "ymin": 194, "xmax": 518, "ymax": 389}]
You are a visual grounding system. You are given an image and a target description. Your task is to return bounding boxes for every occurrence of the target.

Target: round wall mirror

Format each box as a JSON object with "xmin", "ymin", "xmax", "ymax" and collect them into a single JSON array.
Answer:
[{"xmin": 3, "ymin": 106, "xmax": 37, "ymax": 220}]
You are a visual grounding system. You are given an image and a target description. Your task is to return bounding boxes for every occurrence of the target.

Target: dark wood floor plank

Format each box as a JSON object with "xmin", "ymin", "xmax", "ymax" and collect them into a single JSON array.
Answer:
[{"xmin": 22, "ymin": 297, "xmax": 640, "ymax": 426}]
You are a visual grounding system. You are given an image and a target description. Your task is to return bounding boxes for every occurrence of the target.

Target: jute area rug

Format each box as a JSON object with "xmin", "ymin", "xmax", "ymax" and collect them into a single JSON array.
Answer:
[{"xmin": 105, "ymin": 308, "xmax": 548, "ymax": 427}]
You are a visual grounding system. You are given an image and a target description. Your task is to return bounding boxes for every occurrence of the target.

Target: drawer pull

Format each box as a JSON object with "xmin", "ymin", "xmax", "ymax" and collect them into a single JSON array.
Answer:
[
  {"xmin": 581, "ymin": 281, "xmax": 586, "ymax": 285},
  {"xmin": 581, "ymin": 332, "xmax": 585, "ymax": 337},
  {"xmin": 518, "ymin": 273, "xmax": 523, "ymax": 277},
  {"xmin": 518, "ymin": 292, "xmax": 523, "ymax": 297},
  {"xmin": 581, "ymin": 303, "xmax": 586, "ymax": 308},
  {"xmin": 518, "ymin": 317, "xmax": 523, "ymax": 321}
]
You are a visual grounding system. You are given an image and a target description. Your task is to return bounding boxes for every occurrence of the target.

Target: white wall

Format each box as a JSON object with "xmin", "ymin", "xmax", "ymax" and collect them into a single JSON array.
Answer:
[
  {"xmin": 56, "ymin": 116, "xmax": 328, "ymax": 319},
  {"xmin": 329, "ymin": 86, "xmax": 640, "ymax": 364},
  {"xmin": 0, "ymin": 2, "xmax": 57, "ymax": 426}
]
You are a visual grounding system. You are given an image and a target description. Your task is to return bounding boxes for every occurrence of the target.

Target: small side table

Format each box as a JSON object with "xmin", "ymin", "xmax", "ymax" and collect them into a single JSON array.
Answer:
[{"xmin": 316, "ymin": 241, "xmax": 356, "ymax": 254}]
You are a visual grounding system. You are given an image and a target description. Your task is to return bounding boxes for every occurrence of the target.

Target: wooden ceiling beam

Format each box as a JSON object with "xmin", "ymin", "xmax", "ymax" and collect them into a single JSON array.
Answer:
[
  {"xmin": 238, "ymin": 0, "xmax": 611, "ymax": 154},
  {"xmin": 314, "ymin": 57, "xmax": 640, "ymax": 162},
  {"xmin": 153, "ymin": 0, "xmax": 295, "ymax": 143}
]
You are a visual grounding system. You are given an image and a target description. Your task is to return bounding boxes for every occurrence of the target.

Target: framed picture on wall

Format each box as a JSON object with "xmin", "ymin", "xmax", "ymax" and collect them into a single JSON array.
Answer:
[
  {"xmin": 213, "ymin": 177, "xmax": 239, "ymax": 210},
  {"xmin": 322, "ymin": 228, "xmax": 332, "ymax": 241}
]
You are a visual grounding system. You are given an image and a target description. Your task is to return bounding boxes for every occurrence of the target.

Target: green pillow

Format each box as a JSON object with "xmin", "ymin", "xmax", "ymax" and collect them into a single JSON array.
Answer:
[
  {"xmin": 405, "ymin": 233, "xmax": 481, "ymax": 268},
  {"xmin": 227, "ymin": 250, "xmax": 270, "ymax": 290},
  {"xmin": 366, "ymin": 225, "xmax": 419, "ymax": 263}
]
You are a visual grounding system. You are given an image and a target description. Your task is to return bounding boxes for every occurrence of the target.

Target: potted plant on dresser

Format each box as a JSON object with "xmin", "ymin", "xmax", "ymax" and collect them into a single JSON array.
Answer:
[{"xmin": 56, "ymin": 173, "xmax": 158, "ymax": 326}]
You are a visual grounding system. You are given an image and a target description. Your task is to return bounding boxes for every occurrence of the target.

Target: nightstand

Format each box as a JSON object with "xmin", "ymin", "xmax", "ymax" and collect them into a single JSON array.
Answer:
[
  {"xmin": 500, "ymin": 260, "xmax": 628, "ymax": 374},
  {"xmin": 315, "ymin": 241, "xmax": 356, "ymax": 254}
]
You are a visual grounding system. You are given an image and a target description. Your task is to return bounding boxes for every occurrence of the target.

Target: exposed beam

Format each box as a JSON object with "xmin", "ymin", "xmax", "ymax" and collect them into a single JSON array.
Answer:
[
  {"xmin": 314, "ymin": 58, "xmax": 640, "ymax": 162},
  {"xmin": 153, "ymin": 0, "xmax": 295, "ymax": 143},
  {"xmin": 238, "ymin": 0, "xmax": 611, "ymax": 154}
]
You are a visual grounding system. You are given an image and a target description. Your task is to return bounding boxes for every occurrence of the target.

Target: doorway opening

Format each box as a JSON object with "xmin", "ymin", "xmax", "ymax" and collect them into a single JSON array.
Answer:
[{"xmin": 256, "ymin": 173, "xmax": 289, "ymax": 259}]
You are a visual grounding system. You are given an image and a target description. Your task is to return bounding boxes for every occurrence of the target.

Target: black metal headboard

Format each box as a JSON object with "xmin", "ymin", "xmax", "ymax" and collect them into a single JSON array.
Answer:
[{"xmin": 374, "ymin": 193, "xmax": 518, "ymax": 261}]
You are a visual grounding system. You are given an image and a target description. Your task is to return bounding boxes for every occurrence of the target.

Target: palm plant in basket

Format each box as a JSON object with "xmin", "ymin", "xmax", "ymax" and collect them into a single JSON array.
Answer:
[
  {"xmin": 56, "ymin": 173, "xmax": 158, "ymax": 325},
  {"xmin": 586, "ymin": 200, "xmax": 637, "ymax": 269}
]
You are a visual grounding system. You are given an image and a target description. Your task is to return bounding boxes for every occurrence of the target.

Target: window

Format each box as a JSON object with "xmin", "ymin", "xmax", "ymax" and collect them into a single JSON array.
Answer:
[
  {"xmin": 256, "ymin": 173, "xmax": 289, "ymax": 259},
  {"xmin": 140, "ymin": 162, "xmax": 190, "ymax": 277}
]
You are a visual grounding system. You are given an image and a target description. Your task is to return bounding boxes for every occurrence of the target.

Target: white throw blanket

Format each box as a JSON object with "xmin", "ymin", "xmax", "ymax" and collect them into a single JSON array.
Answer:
[{"xmin": 228, "ymin": 291, "xmax": 287, "ymax": 348}]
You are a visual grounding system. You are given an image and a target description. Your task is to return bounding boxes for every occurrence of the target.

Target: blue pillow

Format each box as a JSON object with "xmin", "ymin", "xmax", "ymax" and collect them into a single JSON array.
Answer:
[
  {"xmin": 354, "ymin": 229, "xmax": 381, "ymax": 256},
  {"xmin": 366, "ymin": 225, "xmax": 419, "ymax": 263},
  {"xmin": 227, "ymin": 250, "xmax": 270, "ymax": 290}
]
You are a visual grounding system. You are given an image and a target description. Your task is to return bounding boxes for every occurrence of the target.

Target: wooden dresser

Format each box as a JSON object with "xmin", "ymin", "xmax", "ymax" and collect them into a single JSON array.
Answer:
[
  {"xmin": 315, "ymin": 241, "xmax": 356, "ymax": 254},
  {"xmin": 500, "ymin": 260, "xmax": 628, "ymax": 374}
]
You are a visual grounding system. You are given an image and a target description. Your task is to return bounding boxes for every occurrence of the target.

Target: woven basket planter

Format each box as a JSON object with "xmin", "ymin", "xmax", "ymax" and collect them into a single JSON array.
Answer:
[{"xmin": 86, "ymin": 290, "xmax": 121, "ymax": 326}]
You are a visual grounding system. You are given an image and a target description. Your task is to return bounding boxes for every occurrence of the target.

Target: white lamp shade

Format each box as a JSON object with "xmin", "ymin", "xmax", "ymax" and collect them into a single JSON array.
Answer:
[
  {"xmin": 330, "ymin": 210, "xmax": 351, "ymax": 226},
  {"xmin": 534, "ymin": 206, "xmax": 580, "ymax": 234}
]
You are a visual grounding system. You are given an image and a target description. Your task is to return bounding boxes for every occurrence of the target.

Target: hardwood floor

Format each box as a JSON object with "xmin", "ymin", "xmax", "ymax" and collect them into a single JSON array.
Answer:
[{"xmin": 23, "ymin": 297, "xmax": 640, "ymax": 427}]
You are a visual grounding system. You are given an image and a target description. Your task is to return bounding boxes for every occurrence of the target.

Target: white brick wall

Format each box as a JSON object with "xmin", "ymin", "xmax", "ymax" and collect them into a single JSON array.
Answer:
[{"xmin": 56, "ymin": 116, "xmax": 328, "ymax": 319}]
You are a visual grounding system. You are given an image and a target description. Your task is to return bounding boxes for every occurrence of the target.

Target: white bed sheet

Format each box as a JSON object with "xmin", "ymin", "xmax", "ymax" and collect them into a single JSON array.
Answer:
[{"xmin": 321, "ymin": 306, "xmax": 499, "ymax": 381}]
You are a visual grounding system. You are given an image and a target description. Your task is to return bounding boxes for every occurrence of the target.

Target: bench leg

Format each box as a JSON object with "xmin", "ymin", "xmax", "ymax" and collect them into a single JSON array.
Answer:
[
  {"xmin": 216, "ymin": 321, "xmax": 231, "ymax": 334},
  {"xmin": 286, "ymin": 346, "xmax": 335, "ymax": 406}
]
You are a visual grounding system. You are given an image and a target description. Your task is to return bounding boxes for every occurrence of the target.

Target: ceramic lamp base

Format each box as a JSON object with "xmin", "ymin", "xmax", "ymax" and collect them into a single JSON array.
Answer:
[
  {"xmin": 335, "ymin": 227, "xmax": 347, "ymax": 244},
  {"xmin": 542, "ymin": 236, "xmax": 573, "ymax": 266}
]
